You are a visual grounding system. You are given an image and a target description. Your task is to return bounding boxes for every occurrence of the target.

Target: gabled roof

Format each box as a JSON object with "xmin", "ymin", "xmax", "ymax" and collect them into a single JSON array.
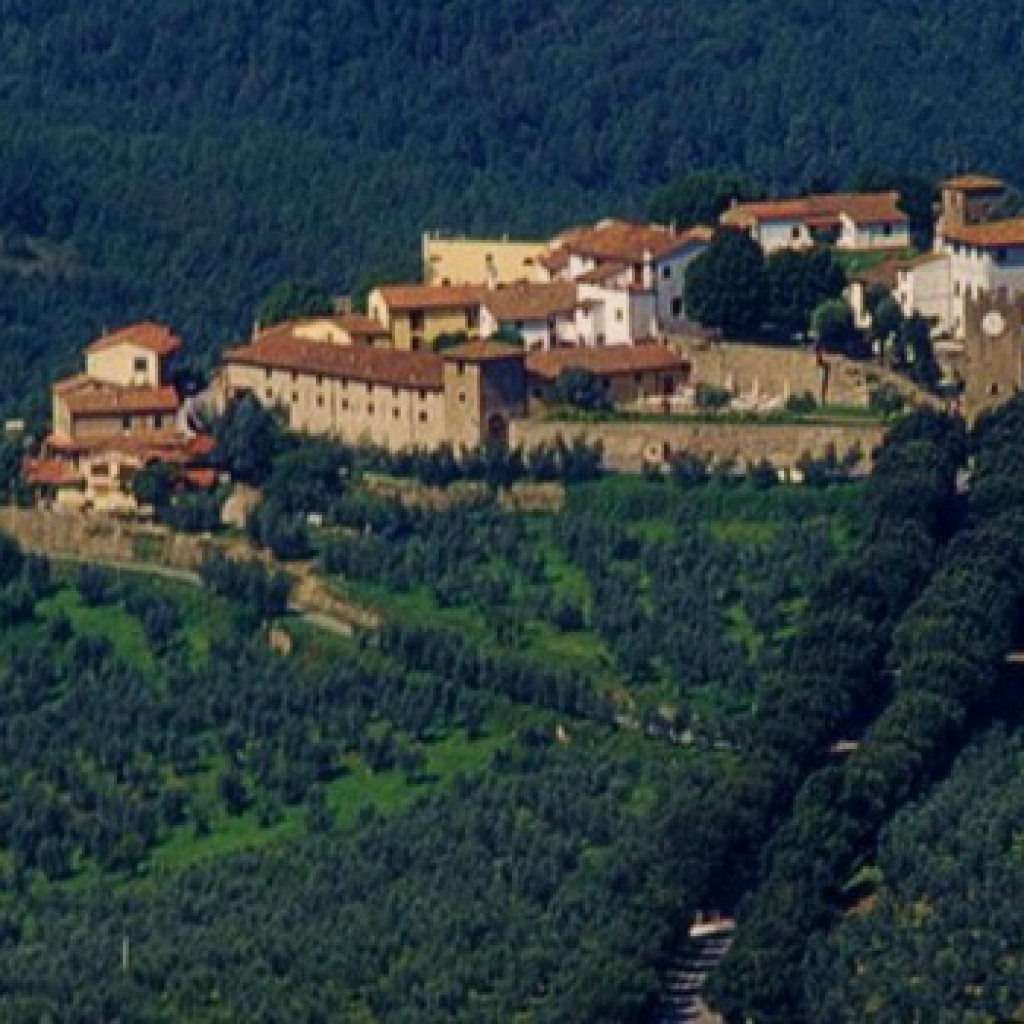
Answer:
[
  {"xmin": 527, "ymin": 343, "xmax": 687, "ymax": 381},
  {"xmin": 86, "ymin": 322, "xmax": 182, "ymax": 358},
  {"xmin": 224, "ymin": 335, "xmax": 445, "ymax": 390},
  {"xmin": 576, "ymin": 260, "xmax": 631, "ymax": 285},
  {"xmin": 722, "ymin": 192, "xmax": 908, "ymax": 227},
  {"xmin": 373, "ymin": 284, "xmax": 485, "ymax": 311},
  {"xmin": 481, "ymin": 281, "xmax": 579, "ymax": 321},
  {"xmin": 943, "ymin": 218, "xmax": 1024, "ymax": 248},
  {"xmin": 61, "ymin": 381, "xmax": 181, "ymax": 416},
  {"xmin": 942, "ymin": 174, "xmax": 1005, "ymax": 192},
  {"xmin": 555, "ymin": 220, "xmax": 713, "ymax": 263}
]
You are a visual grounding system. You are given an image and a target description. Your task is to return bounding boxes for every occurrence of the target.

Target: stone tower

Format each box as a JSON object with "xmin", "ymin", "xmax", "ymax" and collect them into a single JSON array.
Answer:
[
  {"xmin": 938, "ymin": 175, "xmax": 1006, "ymax": 235},
  {"xmin": 961, "ymin": 287, "xmax": 1024, "ymax": 420},
  {"xmin": 441, "ymin": 341, "xmax": 527, "ymax": 449}
]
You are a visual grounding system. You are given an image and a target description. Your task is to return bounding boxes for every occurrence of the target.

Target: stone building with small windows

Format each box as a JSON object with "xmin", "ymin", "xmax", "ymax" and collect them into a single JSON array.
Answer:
[
  {"xmin": 25, "ymin": 322, "xmax": 214, "ymax": 511},
  {"xmin": 219, "ymin": 319, "xmax": 689, "ymax": 452}
]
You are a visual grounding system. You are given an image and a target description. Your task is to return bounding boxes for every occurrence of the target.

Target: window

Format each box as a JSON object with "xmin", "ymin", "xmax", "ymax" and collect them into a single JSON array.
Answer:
[
  {"xmin": 316, "ymin": 374, "xmax": 323, "ymax": 386},
  {"xmin": 342, "ymin": 378, "xmax": 349, "ymax": 389},
  {"xmin": 291, "ymin": 371, "xmax": 298, "ymax": 383},
  {"xmin": 392, "ymin": 386, "xmax": 399, "ymax": 398},
  {"xmin": 457, "ymin": 361, "xmax": 465, "ymax": 376},
  {"xmin": 791, "ymin": 225, "xmax": 801, "ymax": 239},
  {"xmin": 671, "ymin": 297, "xmax": 683, "ymax": 318},
  {"xmin": 412, "ymin": 336, "xmax": 423, "ymax": 350},
  {"xmin": 634, "ymin": 373, "xmax": 642, "ymax": 384},
  {"xmin": 154, "ymin": 414, "xmax": 163, "ymax": 430},
  {"xmin": 342, "ymin": 399, "xmax": 349, "ymax": 411},
  {"xmin": 953, "ymin": 281, "xmax": 961, "ymax": 297},
  {"xmin": 393, "ymin": 408, "xmax": 401, "ymax": 419},
  {"xmin": 292, "ymin": 392, "xmax": 298, "ymax": 404},
  {"xmin": 419, "ymin": 410, "xmax": 428, "ymax": 422},
  {"xmin": 997, "ymin": 248, "xmax": 1008, "ymax": 263},
  {"xmin": 265, "ymin": 367, "xmax": 272, "ymax": 380},
  {"xmin": 883, "ymin": 223, "xmax": 892, "ymax": 237},
  {"xmin": 367, "ymin": 403, "xmax": 375, "ymax": 414},
  {"xmin": 459, "ymin": 390, "xmax": 467, "ymax": 404},
  {"xmin": 134, "ymin": 356, "xmax": 147, "ymax": 374},
  {"xmin": 409, "ymin": 310, "xmax": 425, "ymax": 331},
  {"xmin": 467, "ymin": 306, "xmax": 480, "ymax": 330},
  {"xmin": 419, "ymin": 389, "xmax": 427, "ymax": 401},
  {"xmin": 317, "ymin": 396, "xmax": 324, "ymax": 408},
  {"xmin": 662, "ymin": 265, "xmax": 671, "ymax": 279},
  {"xmin": 266, "ymin": 388, "xmax": 273, "ymax": 400},
  {"xmin": 122, "ymin": 415, "xmax": 131, "ymax": 431},
  {"xmin": 367, "ymin": 383, "xmax": 374, "ymax": 395},
  {"xmin": 615, "ymin": 308, "xmax": 624, "ymax": 322}
]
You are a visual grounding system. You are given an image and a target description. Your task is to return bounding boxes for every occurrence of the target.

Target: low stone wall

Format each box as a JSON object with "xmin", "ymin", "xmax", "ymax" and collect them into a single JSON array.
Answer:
[
  {"xmin": 509, "ymin": 419, "xmax": 887, "ymax": 473},
  {"xmin": 0, "ymin": 506, "xmax": 216, "ymax": 568},
  {"xmin": 671, "ymin": 337, "xmax": 933, "ymax": 409}
]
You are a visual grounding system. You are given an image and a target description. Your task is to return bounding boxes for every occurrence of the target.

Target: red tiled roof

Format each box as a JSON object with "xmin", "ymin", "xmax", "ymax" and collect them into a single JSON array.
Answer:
[
  {"xmin": 576, "ymin": 260, "xmax": 631, "ymax": 285},
  {"xmin": 942, "ymin": 218, "xmax": 1024, "ymax": 248},
  {"xmin": 526, "ymin": 343, "xmax": 687, "ymax": 381},
  {"xmin": 942, "ymin": 174, "xmax": 1005, "ymax": 192},
  {"xmin": 63, "ymin": 383, "xmax": 181, "ymax": 417},
  {"xmin": 24, "ymin": 458, "xmax": 83, "ymax": 487},
  {"xmin": 558, "ymin": 220, "xmax": 713, "ymax": 262},
  {"xmin": 481, "ymin": 281, "xmax": 578, "ymax": 321},
  {"xmin": 224, "ymin": 335, "xmax": 445, "ymax": 390},
  {"xmin": 538, "ymin": 248, "xmax": 571, "ymax": 274},
  {"xmin": 182, "ymin": 467, "xmax": 219, "ymax": 489},
  {"xmin": 86, "ymin": 322, "xmax": 182, "ymax": 358},
  {"xmin": 442, "ymin": 340, "xmax": 525, "ymax": 362},
  {"xmin": 722, "ymin": 192, "xmax": 908, "ymax": 227},
  {"xmin": 336, "ymin": 313, "xmax": 390, "ymax": 337},
  {"xmin": 373, "ymin": 284, "xmax": 485, "ymax": 311},
  {"xmin": 42, "ymin": 429, "xmax": 208, "ymax": 463}
]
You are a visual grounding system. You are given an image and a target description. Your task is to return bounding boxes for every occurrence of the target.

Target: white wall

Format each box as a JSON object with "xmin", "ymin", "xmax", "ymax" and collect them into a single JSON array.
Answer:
[
  {"xmin": 754, "ymin": 220, "xmax": 813, "ymax": 253},
  {"xmin": 653, "ymin": 243, "xmax": 707, "ymax": 329},
  {"xmin": 945, "ymin": 242, "xmax": 1024, "ymax": 337},
  {"xmin": 838, "ymin": 216, "xmax": 910, "ymax": 251},
  {"xmin": 896, "ymin": 258, "xmax": 952, "ymax": 334}
]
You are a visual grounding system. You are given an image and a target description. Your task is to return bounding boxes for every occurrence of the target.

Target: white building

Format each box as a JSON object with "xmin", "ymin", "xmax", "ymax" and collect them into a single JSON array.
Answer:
[
  {"xmin": 939, "ymin": 219, "xmax": 1024, "ymax": 338},
  {"xmin": 721, "ymin": 193, "xmax": 910, "ymax": 254},
  {"xmin": 894, "ymin": 253, "xmax": 953, "ymax": 335}
]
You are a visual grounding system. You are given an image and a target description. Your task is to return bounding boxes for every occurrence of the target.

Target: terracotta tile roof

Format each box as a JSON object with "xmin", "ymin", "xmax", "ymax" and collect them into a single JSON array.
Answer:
[
  {"xmin": 481, "ymin": 281, "xmax": 579, "ymax": 321},
  {"xmin": 373, "ymin": 283, "xmax": 485, "ymax": 311},
  {"xmin": 86, "ymin": 322, "xmax": 182, "ymax": 357},
  {"xmin": 63, "ymin": 383, "xmax": 181, "ymax": 416},
  {"xmin": 559, "ymin": 220, "xmax": 714, "ymax": 262},
  {"xmin": 942, "ymin": 174, "xmax": 1005, "ymax": 192},
  {"xmin": 722, "ymin": 192, "xmax": 907, "ymax": 227},
  {"xmin": 53, "ymin": 373, "xmax": 92, "ymax": 394},
  {"xmin": 24, "ymin": 457, "xmax": 83, "ymax": 487},
  {"xmin": 336, "ymin": 313, "xmax": 390, "ymax": 337},
  {"xmin": 538, "ymin": 248, "xmax": 571, "ymax": 274},
  {"xmin": 942, "ymin": 218, "xmax": 1024, "ymax": 248},
  {"xmin": 442, "ymin": 340, "xmax": 525, "ymax": 362},
  {"xmin": 182, "ymin": 467, "xmax": 219, "ymax": 489},
  {"xmin": 576, "ymin": 260, "xmax": 631, "ymax": 285},
  {"xmin": 224, "ymin": 335, "xmax": 445, "ymax": 390},
  {"xmin": 42, "ymin": 429, "xmax": 209, "ymax": 462},
  {"xmin": 526, "ymin": 343, "xmax": 687, "ymax": 381}
]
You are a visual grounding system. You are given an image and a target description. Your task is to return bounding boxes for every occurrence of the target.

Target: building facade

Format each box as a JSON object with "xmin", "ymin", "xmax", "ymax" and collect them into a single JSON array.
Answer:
[
  {"xmin": 26, "ymin": 323, "xmax": 213, "ymax": 511},
  {"xmin": 422, "ymin": 233, "xmax": 547, "ymax": 287}
]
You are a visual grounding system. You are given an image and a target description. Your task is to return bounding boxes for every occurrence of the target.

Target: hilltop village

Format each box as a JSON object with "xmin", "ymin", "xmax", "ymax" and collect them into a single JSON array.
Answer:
[{"xmin": 22, "ymin": 173, "xmax": 1024, "ymax": 512}]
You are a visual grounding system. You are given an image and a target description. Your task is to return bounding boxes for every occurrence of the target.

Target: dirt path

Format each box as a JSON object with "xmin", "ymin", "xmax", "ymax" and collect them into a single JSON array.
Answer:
[{"xmin": 19, "ymin": 519, "xmax": 379, "ymax": 638}]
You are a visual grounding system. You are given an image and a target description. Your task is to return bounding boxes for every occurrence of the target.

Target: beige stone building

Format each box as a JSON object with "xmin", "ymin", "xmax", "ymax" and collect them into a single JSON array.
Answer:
[
  {"xmin": 367, "ymin": 284, "xmax": 486, "ymax": 350},
  {"xmin": 26, "ymin": 323, "xmax": 214, "ymax": 511},
  {"xmin": 221, "ymin": 321, "xmax": 527, "ymax": 450},
  {"xmin": 422, "ymin": 232, "xmax": 548, "ymax": 287}
]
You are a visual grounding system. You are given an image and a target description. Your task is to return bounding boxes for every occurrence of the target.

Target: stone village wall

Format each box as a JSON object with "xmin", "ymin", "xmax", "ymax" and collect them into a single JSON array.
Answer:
[{"xmin": 510, "ymin": 419, "xmax": 886, "ymax": 473}]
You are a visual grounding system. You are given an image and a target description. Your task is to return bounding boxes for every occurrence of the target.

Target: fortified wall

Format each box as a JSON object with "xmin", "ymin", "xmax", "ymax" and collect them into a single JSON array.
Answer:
[
  {"xmin": 510, "ymin": 419, "xmax": 886, "ymax": 473},
  {"xmin": 672, "ymin": 338, "xmax": 928, "ymax": 409}
]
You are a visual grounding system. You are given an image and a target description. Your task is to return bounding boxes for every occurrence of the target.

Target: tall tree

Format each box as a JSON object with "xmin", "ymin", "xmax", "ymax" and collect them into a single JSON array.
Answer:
[
  {"xmin": 647, "ymin": 170, "xmax": 763, "ymax": 228},
  {"xmin": 765, "ymin": 248, "xmax": 846, "ymax": 337},
  {"xmin": 685, "ymin": 229, "xmax": 768, "ymax": 336},
  {"xmin": 257, "ymin": 281, "xmax": 334, "ymax": 330}
]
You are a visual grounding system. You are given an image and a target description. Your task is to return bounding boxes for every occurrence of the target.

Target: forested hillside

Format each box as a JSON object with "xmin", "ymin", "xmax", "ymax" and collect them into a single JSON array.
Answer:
[{"xmin": 3, "ymin": 1, "xmax": 1024, "ymax": 410}]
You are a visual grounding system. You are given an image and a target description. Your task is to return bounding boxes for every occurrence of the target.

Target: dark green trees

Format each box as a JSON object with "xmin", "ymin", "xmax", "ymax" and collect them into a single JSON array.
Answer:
[
  {"xmin": 685, "ymin": 229, "xmax": 768, "ymax": 336},
  {"xmin": 257, "ymin": 281, "xmax": 334, "ymax": 329}
]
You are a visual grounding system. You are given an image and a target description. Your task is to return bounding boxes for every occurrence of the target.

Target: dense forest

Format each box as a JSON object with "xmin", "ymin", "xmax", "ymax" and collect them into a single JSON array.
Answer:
[{"xmin": 3, "ymin": 2, "xmax": 1024, "ymax": 412}]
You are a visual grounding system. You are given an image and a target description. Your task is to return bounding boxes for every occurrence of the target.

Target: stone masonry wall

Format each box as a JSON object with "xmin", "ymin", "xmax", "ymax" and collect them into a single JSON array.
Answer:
[{"xmin": 510, "ymin": 419, "xmax": 886, "ymax": 473}]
